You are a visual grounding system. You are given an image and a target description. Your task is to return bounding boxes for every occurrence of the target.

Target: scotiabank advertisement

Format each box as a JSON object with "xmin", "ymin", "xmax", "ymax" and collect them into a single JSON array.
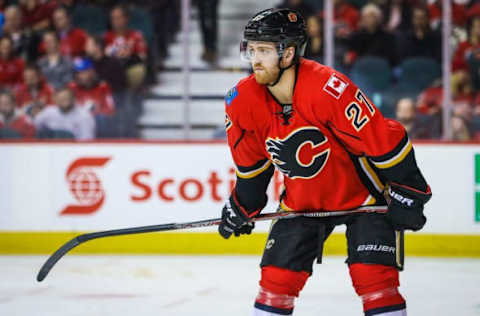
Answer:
[
  {"xmin": 0, "ymin": 142, "xmax": 480, "ymax": 234},
  {"xmin": 0, "ymin": 143, "xmax": 285, "ymax": 232}
]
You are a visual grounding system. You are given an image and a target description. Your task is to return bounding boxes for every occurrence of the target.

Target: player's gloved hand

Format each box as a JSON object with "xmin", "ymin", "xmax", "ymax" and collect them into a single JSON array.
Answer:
[
  {"xmin": 218, "ymin": 193, "xmax": 257, "ymax": 239},
  {"xmin": 386, "ymin": 182, "xmax": 432, "ymax": 231}
]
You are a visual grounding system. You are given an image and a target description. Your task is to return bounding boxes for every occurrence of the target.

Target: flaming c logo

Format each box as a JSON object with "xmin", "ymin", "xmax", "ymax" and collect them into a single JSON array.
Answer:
[{"xmin": 60, "ymin": 157, "xmax": 111, "ymax": 215}]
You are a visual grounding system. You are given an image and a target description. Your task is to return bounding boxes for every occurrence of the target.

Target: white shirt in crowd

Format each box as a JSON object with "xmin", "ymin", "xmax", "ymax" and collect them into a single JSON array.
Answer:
[{"xmin": 34, "ymin": 105, "xmax": 95, "ymax": 140}]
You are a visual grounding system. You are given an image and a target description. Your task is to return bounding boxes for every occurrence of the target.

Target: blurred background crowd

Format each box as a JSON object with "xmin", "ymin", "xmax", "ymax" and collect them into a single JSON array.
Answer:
[{"xmin": 0, "ymin": 0, "xmax": 479, "ymax": 141}]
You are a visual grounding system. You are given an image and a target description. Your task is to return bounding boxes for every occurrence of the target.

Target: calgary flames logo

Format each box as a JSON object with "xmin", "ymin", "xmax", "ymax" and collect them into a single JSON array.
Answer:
[
  {"xmin": 60, "ymin": 157, "xmax": 111, "ymax": 215},
  {"xmin": 266, "ymin": 127, "xmax": 330, "ymax": 179}
]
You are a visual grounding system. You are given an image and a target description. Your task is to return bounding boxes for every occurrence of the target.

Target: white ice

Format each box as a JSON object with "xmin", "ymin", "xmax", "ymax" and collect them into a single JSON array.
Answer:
[{"xmin": 0, "ymin": 255, "xmax": 479, "ymax": 316}]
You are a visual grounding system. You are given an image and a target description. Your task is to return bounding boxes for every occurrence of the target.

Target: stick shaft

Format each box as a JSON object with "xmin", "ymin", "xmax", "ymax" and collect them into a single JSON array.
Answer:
[{"xmin": 37, "ymin": 206, "xmax": 387, "ymax": 282}]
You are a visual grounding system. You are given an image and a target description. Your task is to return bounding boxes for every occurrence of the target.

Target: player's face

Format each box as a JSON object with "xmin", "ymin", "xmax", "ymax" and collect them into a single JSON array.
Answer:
[{"xmin": 247, "ymin": 41, "xmax": 280, "ymax": 85}]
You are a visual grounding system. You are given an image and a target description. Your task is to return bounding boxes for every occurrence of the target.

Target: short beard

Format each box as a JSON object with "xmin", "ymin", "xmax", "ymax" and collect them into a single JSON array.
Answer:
[{"xmin": 253, "ymin": 66, "xmax": 280, "ymax": 85}]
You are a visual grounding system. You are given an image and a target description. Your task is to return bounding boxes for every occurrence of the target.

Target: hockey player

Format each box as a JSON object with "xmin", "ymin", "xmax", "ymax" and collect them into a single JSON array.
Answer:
[{"xmin": 218, "ymin": 8, "xmax": 431, "ymax": 316}]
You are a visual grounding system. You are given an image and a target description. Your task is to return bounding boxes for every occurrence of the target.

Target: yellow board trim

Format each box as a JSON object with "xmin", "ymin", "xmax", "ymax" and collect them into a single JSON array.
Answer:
[
  {"xmin": 236, "ymin": 160, "xmax": 272, "ymax": 179},
  {"xmin": 372, "ymin": 141, "xmax": 413, "ymax": 169},
  {"xmin": 1, "ymin": 232, "xmax": 480, "ymax": 257}
]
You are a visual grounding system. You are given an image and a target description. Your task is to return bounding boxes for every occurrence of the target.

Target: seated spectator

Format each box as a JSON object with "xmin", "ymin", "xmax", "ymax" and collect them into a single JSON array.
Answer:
[
  {"xmin": 428, "ymin": 0, "xmax": 468, "ymax": 30},
  {"xmin": 0, "ymin": 90, "xmax": 36, "ymax": 138},
  {"xmin": 396, "ymin": 6, "xmax": 442, "ymax": 64},
  {"xmin": 452, "ymin": 16, "xmax": 480, "ymax": 73},
  {"xmin": 34, "ymin": 87, "xmax": 95, "ymax": 140},
  {"xmin": 68, "ymin": 57, "xmax": 115, "ymax": 116},
  {"xmin": 50, "ymin": 6, "xmax": 87, "ymax": 57},
  {"xmin": 38, "ymin": 31, "xmax": 74, "ymax": 89},
  {"xmin": 395, "ymin": 97, "xmax": 435, "ymax": 139},
  {"xmin": 85, "ymin": 35, "xmax": 127, "ymax": 94},
  {"xmin": 2, "ymin": 5, "xmax": 39, "ymax": 61},
  {"xmin": 14, "ymin": 64, "xmax": 55, "ymax": 113},
  {"xmin": 381, "ymin": 0, "xmax": 417, "ymax": 33},
  {"xmin": 104, "ymin": 5, "xmax": 147, "ymax": 89},
  {"xmin": 18, "ymin": 0, "xmax": 57, "ymax": 32},
  {"xmin": 304, "ymin": 15, "xmax": 323, "ymax": 63},
  {"xmin": 451, "ymin": 115, "xmax": 472, "ymax": 141},
  {"xmin": 0, "ymin": 35, "xmax": 25, "ymax": 89},
  {"xmin": 333, "ymin": 0, "xmax": 360, "ymax": 34},
  {"xmin": 324, "ymin": 0, "xmax": 360, "ymax": 69},
  {"xmin": 346, "ymin": 3, "xmax": 396, "ymax": 66}
]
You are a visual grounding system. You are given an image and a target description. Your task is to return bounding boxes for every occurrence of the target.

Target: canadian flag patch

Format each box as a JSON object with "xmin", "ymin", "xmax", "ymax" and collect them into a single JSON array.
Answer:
[{"xmin": 323, "ymin": 74, "xmax": 348, "ymax": 99}]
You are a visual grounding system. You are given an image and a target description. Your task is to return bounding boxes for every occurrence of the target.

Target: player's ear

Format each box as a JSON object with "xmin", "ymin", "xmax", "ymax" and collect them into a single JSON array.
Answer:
[{"xmin": 281, "ymin": 46, "xmax": 295, "ymax": 67}]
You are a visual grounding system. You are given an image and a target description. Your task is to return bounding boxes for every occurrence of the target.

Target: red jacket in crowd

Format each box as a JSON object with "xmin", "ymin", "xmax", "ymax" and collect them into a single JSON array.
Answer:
[
  {"xmin": 452, "ymin": 41, "xmax": 480, "ymax": 72},
  {"xmin": 39, "ymin": 28, "xmax": 88, "ymax": 57},
  {"xmin": 14, "ymin": 80, "xmax": 55, "ymax": 109},
  {"xmin": 104, "ymin": 30, "xmax": 148, "ymax": 60},
  {"xmin": 0, "ymin": 110, "xmax": 36, "ymax": 138},
  {"xmin": 20, "ymin": 0, "xmax": 57, "ymax": 29},
  {"xmin": 0, "ymin": 57, "xmax": 25, "ymax": 89},
  {"xmin": 68, "ymin": 81, "xmax": 115, "ymax": 116}
]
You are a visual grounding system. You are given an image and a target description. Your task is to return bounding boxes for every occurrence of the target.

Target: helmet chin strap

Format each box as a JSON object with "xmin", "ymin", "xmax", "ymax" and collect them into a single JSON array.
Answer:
[{"xmin": 267, "ymin": 56, "xmax": 295, "ymax": 87}]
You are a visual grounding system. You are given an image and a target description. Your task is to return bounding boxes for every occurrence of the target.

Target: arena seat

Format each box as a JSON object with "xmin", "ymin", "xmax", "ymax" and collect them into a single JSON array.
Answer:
[{"xmin": 351, "ymin": 56, "xmax": 392, "ymax": 96}]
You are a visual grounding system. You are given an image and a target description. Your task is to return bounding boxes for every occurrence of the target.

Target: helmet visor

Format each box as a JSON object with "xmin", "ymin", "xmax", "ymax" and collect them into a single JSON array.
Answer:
[{"xmin": 240, "ymin": 40, "xmax": 282, "ymax": 63}]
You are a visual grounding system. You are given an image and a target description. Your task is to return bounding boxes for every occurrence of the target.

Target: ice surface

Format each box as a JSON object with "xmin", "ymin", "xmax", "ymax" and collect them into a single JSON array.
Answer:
[{"xmin": 0, "ymin": 256, "xmax": 479, "ymax": 315}]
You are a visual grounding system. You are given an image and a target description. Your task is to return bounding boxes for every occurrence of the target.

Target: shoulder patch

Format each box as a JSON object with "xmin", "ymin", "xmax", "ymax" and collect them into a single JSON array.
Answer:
[
  {"xmin": 225, "ymin": 86, "xmax": 238, "ymax": 106},
  {"xmin": 323, "ymin": 73, "xmax": 348, "ymax": 99}
]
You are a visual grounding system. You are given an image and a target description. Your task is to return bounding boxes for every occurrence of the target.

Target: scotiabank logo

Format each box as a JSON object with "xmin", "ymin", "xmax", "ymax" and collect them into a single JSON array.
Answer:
[
  {"xmin": 130, "ymin": 168, "xmax": 284, "ymax": 203},
  {"xmin": 60, "ymin": 157, "xmax": 111, "ymax": 215}
]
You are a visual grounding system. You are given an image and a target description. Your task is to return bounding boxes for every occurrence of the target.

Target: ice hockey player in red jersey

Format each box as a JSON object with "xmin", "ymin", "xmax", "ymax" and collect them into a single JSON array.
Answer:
[{"xmin": 218, "ymin": 8, "xmax": 432, "ymax": 316}]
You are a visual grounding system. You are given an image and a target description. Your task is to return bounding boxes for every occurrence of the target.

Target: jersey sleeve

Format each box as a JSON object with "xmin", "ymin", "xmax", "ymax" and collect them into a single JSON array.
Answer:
[
  {"xmin": 225, "ymin": 85, "xmax": 274, "ymax": 213},
  {"xmin": 318, "ymin": 72, "xmax": 429, "ymax": 192}
]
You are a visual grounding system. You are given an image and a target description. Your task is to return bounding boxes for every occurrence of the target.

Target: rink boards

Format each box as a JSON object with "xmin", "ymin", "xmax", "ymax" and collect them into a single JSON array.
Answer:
[{"xmin": 0, "ymin": 141, "xmax": 479, "ymax": 257}]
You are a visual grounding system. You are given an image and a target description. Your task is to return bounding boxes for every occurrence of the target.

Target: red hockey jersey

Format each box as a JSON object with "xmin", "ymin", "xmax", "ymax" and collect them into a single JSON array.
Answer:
[{"xmin": 226, "ymin": 58, "xmax": 420, "ymax": 212}]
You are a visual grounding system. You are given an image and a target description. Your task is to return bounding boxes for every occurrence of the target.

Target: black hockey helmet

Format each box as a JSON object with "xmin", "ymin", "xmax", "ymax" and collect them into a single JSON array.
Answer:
[{"xmin": 240, "ymin": 8, "xmax": 307, "ymax": 63}]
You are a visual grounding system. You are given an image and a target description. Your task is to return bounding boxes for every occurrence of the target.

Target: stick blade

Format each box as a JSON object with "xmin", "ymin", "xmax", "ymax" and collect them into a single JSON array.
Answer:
[{"xmin": 37, "ymin": 237, "xmax": 80, "ymax": 282}]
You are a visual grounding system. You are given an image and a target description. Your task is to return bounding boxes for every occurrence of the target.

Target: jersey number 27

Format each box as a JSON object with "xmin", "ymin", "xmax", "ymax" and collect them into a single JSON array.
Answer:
[{"xmin": 344, "ymin": 90, "xmax": 375, "ymax": 132}]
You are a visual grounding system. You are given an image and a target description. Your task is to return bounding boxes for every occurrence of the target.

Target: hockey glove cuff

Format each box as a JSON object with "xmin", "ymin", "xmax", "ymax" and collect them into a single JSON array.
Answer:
[
  {"xmin": 386, "ymin": 182, "xmax": 432, "ymax": 231},
  {"xmin": 218, "ymin": 192, "xmax": 261, "ymax": 239}
]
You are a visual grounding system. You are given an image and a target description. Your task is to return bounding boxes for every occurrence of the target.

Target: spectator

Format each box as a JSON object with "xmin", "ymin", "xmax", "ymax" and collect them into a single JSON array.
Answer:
[
  {"xmin": 0, "ymin": 35, "xmax": 25, "ymax": 89},
  {"xmin": 14, "ymin": 64, "xmax": 54, "ymax": 112},
  {"xmin": 2, "ymin": 5, "xmax": 39, "ymax": 61},
  {"xmin": 451, "ymin": 115, "xmax": 472, "ymax": 141},
  {"xmin": 304, "ymin": 15, "xmax": 323, "ymax": 63},
  {"xmin": 381, "ymin": 0, "xmax": 417, "ymax": 33},
  {"xmin": 197, "ymin": 0, "xmax": 219, "ymax": 65},
  {"xmin": 324, "ymin": 0, "xmax": 360, "ymax": 69},
  {"xmin": 428, "ymin": 0, "xmax": 468, "ymax": 30},
  {"xmin": 18, "ymin": 0, "xmax": 57, "ymax": 32},
  {"xmin": 85, "ymin": 35, "xmax": 127, "ymax": 94},
  {"xmin": 346, "ymin": 3, "xmax": 396, "ymax": 66},
  {"xmin": 104, "ymin": 5, "xmax": 147, "ymax": 89},
  {"xmin": 452, "ymin": 16, "xmax": 480, "ymax": 73},
  {"xmin": 68, "ymin": 57, "xmax": 115, "ymax": 116},
  {"xmin": 34, "ymin": 87, "xmax": 95, "ymax": 140},
  {"xmin": 0, "ymin": 90, "xmax": 36, "ymax": 138},
  {"xmin": 395, "ymin": 97, "xmax": 433, "ymax": 139},
  {"xmin": 396, "ymin": 6, "xmax": 442, "ymax": 64},
  {"xmin": 50, "ymin": 6, "xmax": 87, "ymax": 57},
  {"xmin": 37, "ymin": 31, "xmax": 74, "ymax": 89}
]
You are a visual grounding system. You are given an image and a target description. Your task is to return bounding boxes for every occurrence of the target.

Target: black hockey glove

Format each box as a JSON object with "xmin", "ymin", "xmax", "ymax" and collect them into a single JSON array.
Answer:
[
  {"xmin": 386, "ymin": 182, "xmax": 432, "ymax": 231},
  {"xmin": 218, "ymin": 192, "xmax": 259, "ymax": 239}
]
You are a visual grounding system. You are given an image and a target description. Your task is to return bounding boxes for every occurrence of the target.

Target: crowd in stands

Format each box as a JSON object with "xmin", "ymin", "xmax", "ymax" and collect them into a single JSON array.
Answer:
[
  {"xmin": 0, "ymin": 0, "xmax": 180, "ymax": 140},
  {"xmin": 280, "ymin": 0, "xmax": 480, "ymax": 141}
]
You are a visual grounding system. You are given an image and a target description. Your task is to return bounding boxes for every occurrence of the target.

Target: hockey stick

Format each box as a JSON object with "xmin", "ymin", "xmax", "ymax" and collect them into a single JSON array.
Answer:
[{"xmin": 36, "ymin": 206, "xmax": 387, "ymax": 282}]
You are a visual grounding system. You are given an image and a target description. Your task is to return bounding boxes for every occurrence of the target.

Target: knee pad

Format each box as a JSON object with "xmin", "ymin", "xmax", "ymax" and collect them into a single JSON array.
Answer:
[
  {"xmin": 349, "ymin": 263, "xmax": 405, "ymax": 313},
  {"xmin": 259, "ymin": 265, "xmax": 310, "ymax": 297}
]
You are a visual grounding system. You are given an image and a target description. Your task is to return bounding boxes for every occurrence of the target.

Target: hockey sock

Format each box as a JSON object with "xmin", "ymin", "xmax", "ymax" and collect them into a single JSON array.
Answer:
[
  {"xmin": 254, "ymin": 287, "xmax": 295, "ymax": 315},
  {"xmin": 349, "ymin": 263, "xmax": 406, "ymax": 316}
]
